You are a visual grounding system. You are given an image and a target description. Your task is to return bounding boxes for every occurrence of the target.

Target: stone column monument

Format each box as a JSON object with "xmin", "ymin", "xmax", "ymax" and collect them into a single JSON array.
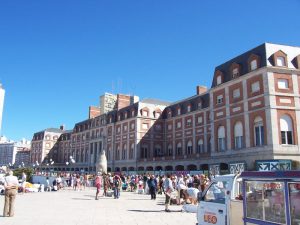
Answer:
[{"xmin": 96, "ymin": 150, "xmax": 107, "ymax": 174}]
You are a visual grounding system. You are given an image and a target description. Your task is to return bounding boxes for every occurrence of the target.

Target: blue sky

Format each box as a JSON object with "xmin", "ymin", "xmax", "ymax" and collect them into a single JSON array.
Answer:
[{"xmin": 0, "ymin": 0, "xmax": 300, "ymax": 141}]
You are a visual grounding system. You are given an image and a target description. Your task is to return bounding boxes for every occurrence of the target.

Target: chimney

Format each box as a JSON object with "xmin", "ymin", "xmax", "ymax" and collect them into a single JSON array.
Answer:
[
  {"xmin": 60, "ymin": 125, "xmax": 65, "ymax": 131},
  {"xmin": 89, "ymin": 106, "xmax": 101, "ymax": 119},
  {"xmin": 196, "ymin": 86, "xmax": 208, "ymax": 95},
  {"xmin": 116, "ymin": 94, "xmax": 131, "ymax": 110}
]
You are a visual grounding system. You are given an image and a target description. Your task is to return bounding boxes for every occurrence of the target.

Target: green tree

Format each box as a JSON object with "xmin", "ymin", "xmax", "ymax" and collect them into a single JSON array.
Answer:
[{"xmin": 13, "ymin": 167, "xmax": 34, "ymax": 182}]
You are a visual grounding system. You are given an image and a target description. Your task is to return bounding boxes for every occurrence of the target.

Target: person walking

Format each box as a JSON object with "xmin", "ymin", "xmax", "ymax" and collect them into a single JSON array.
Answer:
[
  {"xmin": 83, "ymin": 173, "xmax": 89, "ymax": 189},
  {"xmin": 95, "ymin": 173, "xmax": 103, "ymax": 200},
  {"xmin": 147, "ymin": 175, "xmax": 157, "ymax": 200},
  {"xmin": 164, "ymin": 174, "xmax": 174, "ymax": 212},
  {"xmin": 21, "ymin": 172, "xmax": 27, "ymax": 194},
  {"xmin": 3, "ymin": 170, "xmax": 19, "ymax": 217},
  {"xmin": 113, "ymin": 175, "xmax": 122, "ymax": 199},
  {"xmin": 45, "ymin": 177, "xmax": 51, "ymax": 192}
]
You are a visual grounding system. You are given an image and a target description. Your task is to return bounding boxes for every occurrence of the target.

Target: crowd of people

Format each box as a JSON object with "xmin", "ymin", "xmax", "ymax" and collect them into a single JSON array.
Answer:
[
  {"xmin": 93, "ymin": 172, "xmax": 211, "ymax": 212},
  {"xmin": 1, "ymin": 170, "xmax": 211, "ymax": 217}
]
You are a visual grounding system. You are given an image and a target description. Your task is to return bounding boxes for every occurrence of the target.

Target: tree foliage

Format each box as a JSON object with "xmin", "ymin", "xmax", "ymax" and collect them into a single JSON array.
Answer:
[{"xmin": 13, "ymin": 167, "xmax": 34, "ymax": 182}]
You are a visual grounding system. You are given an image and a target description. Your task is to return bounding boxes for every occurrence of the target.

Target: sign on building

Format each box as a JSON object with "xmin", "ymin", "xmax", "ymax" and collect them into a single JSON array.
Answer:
[{"xmin": 255, "ymin": 160, "xmax": 292, "ymax": 171}]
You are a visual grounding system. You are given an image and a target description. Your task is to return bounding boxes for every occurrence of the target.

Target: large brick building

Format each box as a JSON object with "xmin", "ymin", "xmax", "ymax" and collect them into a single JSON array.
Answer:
[{"xmin": 30, "ymin": 43, "xmax": 300, "ymax": 175}]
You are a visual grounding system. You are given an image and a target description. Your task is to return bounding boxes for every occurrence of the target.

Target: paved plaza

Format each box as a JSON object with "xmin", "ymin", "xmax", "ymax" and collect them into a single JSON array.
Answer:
[{"xmin": 0, "ymin": 188, "xmax": 197, "ymax": 225}]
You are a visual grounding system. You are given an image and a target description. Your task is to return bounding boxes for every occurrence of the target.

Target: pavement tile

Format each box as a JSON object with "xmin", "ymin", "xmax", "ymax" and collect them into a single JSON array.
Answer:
[{"xmin": 0, "ymin": 188, "xmax": 197, "ymax": 225}]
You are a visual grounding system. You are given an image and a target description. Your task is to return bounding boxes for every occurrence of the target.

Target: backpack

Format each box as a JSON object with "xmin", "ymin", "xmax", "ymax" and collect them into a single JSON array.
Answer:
[{"xmin": 114, "ymin": 179, "xmax": 119, "ymax": 187}]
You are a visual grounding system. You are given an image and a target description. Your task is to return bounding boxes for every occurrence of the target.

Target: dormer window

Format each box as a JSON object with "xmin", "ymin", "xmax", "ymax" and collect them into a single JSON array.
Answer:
[
  {"xmin": 153, "ymin": 109, "xmax": 162, "ymax": 118},
  {"xmin": 156, "ymin": 112, "xmax": 161, "ymax": 118},
  {"xmin": 248, "ymin": 54, "xmax": 260, "ymax": 72},
  {"xmin": 216, "ymin": 75, "xmax": 222, "ymax": 85},
  {"xmin": 273, "ymin": 50, "xmax": 287, "ymax": 67},
  {"xmin": 124, "ymin": 112, "xmax": 127, "ymax": 119},
  {"xmin": 177, "ymin": 108, "xmax": 181, "ymax": 115},
  {"xmin": 187, "ymin": 105, "xmax": 191, "ymax": 113},
  {"xmin": 131, "ymin": 110, "xmax": 135, "ymax": 117},
  {"xmin": 141, "ymin": 108, "xmax": 149, "ymax": 117},
  {"xmin": 167, "ymin": 110, "xmax": 172, "ymax": 118},
  {"xmin": 277, "ymin": 56, "xmax": 286, "ymax": 67},
  {"xmin": 232, "ymin": 68, "xmax": 239, "ymax": 78},
  {"xmin": 250, "ymin": 60, "xmax": 257, "ymax": 71},
  {"xmin": 198, "ymin": 101, "xmax": 202, "ymax": 109}
]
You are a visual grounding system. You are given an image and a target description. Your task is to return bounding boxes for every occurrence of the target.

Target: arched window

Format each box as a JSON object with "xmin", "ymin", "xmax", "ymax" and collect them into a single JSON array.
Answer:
[
  {"xmin": 129, "ymin": 143, "xmax": 134, "ymax": 159},
  {"xmin": 186, "ymin": 140, "xmax": 193, "ymax": 155},
  {"xmin": 154, "ymin": 144, "xmax": 162, "ymax": 157},
  {"xmin": 197, "ymin": 139, "xmax": 204, "ymax": 153},
  {"xmin": 122, "ymin": 144, "xmax": 127, "ymax": 160},
  {"xmin": 218, "ymin": 126, "xmax": 226, "ymax": 151},
  {"xmin": 280, "ymin": 115, "xmax": 294, "ymax": 145},
  {"xmin": 234, "ymin": 122, "xmax": 243, "ymax": 149},
  {"xmin": 167, "ymin": 144, "xmax": 173, "ymax": 156},
  {"xmin": 254, "ymin": 117, "xmax": 264, "ymax": 146},
  {"xmin": 176, "ymin": 142, "xmax": 182, "ymax": 156}
]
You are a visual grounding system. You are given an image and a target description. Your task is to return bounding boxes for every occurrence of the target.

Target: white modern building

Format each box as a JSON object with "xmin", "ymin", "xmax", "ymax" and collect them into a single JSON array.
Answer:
[{"xmin": 0, "ymin": 137, "xmax": 31, "ymax": 167}]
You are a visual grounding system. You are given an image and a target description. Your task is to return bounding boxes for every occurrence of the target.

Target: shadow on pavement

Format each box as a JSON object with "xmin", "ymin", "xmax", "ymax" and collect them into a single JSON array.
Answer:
[
  {"xmin": 71, "ymin": 198, "xmax": 92, "ymax": 201},
  {"xmin": 128, "ymin": 209, "xmax": 164, "ymax": 213},
  {"xmin": 128, "ymin": 209, "xmax": 183, "ymax": 213}
]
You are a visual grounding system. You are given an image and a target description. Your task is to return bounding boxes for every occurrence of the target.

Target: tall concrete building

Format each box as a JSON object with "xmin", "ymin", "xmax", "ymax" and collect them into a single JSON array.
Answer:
[{"xmin": 0, "ymin": 83, "xmax": 5, "ymax": 135}]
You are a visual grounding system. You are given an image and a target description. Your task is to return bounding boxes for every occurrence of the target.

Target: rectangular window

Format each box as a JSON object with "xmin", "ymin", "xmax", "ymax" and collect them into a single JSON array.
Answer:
[
  {"xmin": 197, "ymin": 144, "xmax": 204, "ymax": 153},
  {"xmin": 233, "ymin": 89, "xmax": 240, "ymax": 99},
  {"xmin": 278, "ymin": 79, "xmax": 288, "ymax": 89},
  {"xmin": 277, "ymin": 56, "xmax": 286, "ymax": 67},
  {"xmin": 255, "ymin": 125, "xmax": 264, "ymax": 146},
  {"xmin": 197, "ymin": 116, "xmax": 203, "ymax": 124},
  {"xmin": 217, "ymin": 95, "xmax": 223, "ymax": 104},
  {"xmin": 281, "ymin": 131, "xmax": 293, "ymax": 145},
  {"xmin": 218, "ymin": 138, "xmax": 226, "ymax": 151},
  {"xmin": 235, "ymin": 136, "xmax": 243, "ymax": 149},
  {"xmin": 142, "ymin": 111, "xmax": 148, "ymax": 117},
  {"xmin": 142, "ymin": 123, "xmax": 149, "ymax": 130},
  {"xmin": 131, "ymin": 123, "xmax": 135, "ymax": 130},
  {"xmin": 167, "ymin": 124, "xmax": 172, "ymax": 131},
  {"xmin": 177, "ymin": 122, "xmax": 182, "ymax": 129},
  {"xmin": 186, "ymin": 119, "xmax": 192, "ymax": 127},
  {"xmin": 251, "ymin": 81, "xmax": 260, "ymax": 93}
]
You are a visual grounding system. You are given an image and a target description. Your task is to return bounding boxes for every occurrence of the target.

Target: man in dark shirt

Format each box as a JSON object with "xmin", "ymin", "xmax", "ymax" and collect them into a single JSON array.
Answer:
[{"xmin": 147, "ymin": 175, "xmax": 157, "ymax": 200}]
